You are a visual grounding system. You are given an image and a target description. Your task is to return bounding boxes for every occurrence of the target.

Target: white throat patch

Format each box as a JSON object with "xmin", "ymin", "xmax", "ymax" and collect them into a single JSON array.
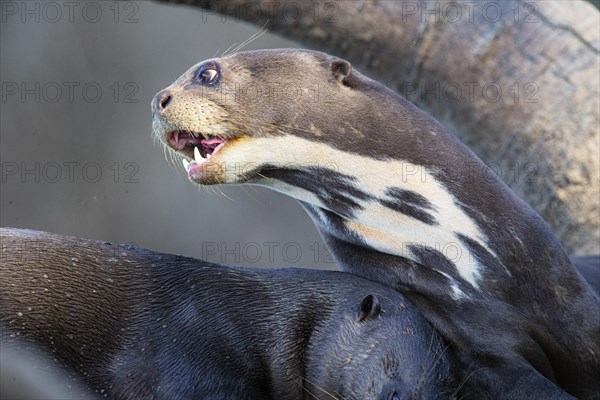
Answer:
[{"xmin": 218, "ymin": 134, "xmax": 503, "ymax": 296}]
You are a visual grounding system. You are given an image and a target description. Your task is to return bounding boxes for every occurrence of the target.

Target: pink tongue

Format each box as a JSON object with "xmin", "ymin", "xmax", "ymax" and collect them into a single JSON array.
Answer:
[{"xmin": 201, "ymin": 138, "xmax": 224, "ymax": 148}]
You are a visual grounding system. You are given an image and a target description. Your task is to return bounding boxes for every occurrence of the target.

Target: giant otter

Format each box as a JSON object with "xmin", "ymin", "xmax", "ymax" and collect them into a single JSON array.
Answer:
[
  {"xmin": 152, "ymin": 49, "xmax": 600, "ymax": 399},
  {"xmin": 0, "ymin": 228, "xmax": 455, "ymax": 399}
]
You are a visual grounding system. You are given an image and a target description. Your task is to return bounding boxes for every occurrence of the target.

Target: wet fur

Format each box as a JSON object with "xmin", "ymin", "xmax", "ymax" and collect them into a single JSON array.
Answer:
[{"xmin": 0, "ymin": 228, "xmax": 454, "ymax": 400}]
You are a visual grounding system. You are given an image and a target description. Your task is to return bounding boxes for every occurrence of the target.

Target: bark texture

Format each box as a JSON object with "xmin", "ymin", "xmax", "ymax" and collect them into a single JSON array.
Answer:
[{"xmin": 159, "ymin": 0, "xmax": 600, "ymax": 254}]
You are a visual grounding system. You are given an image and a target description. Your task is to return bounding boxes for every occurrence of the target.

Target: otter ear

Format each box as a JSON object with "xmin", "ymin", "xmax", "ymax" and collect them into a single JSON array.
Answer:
[
  {"xmin": 358, "ymin": 294, "xmax": 381, "ymax": 322},
  {"xmin": 330, "ymin": 59, "xmax": 352, "ymax": 82}
]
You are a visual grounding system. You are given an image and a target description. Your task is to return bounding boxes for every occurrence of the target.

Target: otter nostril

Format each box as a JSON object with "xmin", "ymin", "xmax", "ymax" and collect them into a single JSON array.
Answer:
[{"xmin": 159, "ymin": 93, "xmax": 173, "ymax": 110}]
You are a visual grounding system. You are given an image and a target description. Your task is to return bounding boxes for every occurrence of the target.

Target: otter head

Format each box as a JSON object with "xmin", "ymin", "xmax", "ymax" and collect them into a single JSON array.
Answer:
[
  {"xmin": 151, "ymin": 48, "xmax": 383, "ymax": 186},
  {"xmin": 306, "ymin": 293, "xmax": 456, "ymax": 400}
]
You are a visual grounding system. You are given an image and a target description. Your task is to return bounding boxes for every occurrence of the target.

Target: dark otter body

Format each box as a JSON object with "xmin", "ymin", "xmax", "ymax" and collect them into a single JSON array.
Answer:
[
  {"xmin": 572, "ymin": 255, "xmax": 600, "ymax": 295},
  {"xmin": 0, "ymin": 228, "xmax": 454, "ymax": 400},
  {"xmin": 152, "ymin": 49, "xmax": 600, "ymax": 399}
]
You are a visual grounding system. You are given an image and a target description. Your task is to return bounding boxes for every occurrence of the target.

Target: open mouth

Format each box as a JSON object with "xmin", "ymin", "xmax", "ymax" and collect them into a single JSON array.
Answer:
[{"xmin": 166, "ymin": 130, "xmax": 228, "ymax": 164}]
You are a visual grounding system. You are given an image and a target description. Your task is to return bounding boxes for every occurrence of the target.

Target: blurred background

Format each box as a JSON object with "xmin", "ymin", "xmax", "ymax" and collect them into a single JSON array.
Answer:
[{"xmin": 0, "ymin": 1, "xmax": 336, "ymax": 271}]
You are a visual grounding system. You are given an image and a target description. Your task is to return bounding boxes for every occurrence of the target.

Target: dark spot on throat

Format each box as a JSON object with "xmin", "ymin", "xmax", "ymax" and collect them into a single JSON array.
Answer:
[{"xmin": 380, "ymin": 187, "xmax": 438, "ymax": 226}]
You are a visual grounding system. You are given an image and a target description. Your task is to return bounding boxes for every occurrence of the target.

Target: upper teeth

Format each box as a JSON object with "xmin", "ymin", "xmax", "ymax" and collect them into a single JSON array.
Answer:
[{"xmin": 174, "ymin": 131, "xmax": 180, "ymax": 143}]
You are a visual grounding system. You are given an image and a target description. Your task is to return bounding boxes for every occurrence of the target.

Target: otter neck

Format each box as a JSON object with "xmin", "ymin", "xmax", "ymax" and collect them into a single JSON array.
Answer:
[{"xmin": 257, "ymin": 134, "xmax": 569, "ymax": 298}]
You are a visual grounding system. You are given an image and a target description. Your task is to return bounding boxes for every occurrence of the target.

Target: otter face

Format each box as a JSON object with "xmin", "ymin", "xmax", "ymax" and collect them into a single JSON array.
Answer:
[
  {"xmin": 307, "ymin": 294, "xmax": 456, "ymax": 400},
  {"xmin": 151, "ymin": 48, "xmax": 360, "ymax": 185}
]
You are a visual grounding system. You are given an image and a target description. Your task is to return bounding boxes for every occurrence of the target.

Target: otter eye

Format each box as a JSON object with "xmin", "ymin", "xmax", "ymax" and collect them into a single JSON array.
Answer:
[
  {"xmin": 390, "ymin": 391, "xmax": 400, "ymax": 400},
  {"xmin": 195, "ymin": 63, "xmax": 219, "ymax": 85},
  {"xmin": 200, "ymin": 68, "xmax": 217, "ymax": 83}
]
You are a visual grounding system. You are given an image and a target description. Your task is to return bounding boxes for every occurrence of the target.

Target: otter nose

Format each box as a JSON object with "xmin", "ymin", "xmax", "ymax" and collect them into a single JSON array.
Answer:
[{"xmin": 155, "ymin": 90, "xmax": 173, "ymax": 111}]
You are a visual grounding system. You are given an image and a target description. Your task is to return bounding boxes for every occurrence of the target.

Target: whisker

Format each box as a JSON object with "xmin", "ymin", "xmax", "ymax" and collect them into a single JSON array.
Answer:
[
  {"xmin": 422, "ymin": 342, "xmax": 452, "ymax": 382},
  {"xmin": 221, "ymin": 42, "xmax": 239, "ymax": 57},
  {"xmin": 254, "ymin": 172, "xmax": 274, "ymax": 184},
  {"xmin": 162, "ymin": 146, "xmax": 175, "ymax": 170},
  {"xmin": 215, "ymin": 185, "xmax": 234, "ymax": 201},
  {"xmin": 230, "ymin": 20, "xmax": 269, "ymax": 54},
  {"xmin": 452, "ymin": 363, "xmax": 484, "ymax": 398},
  {"xmin": 240, "ymin": 184, "xmax": 262, "ymax": 205},
  {"xmin": 168, "ymin": 149, "xmax": 176, "ymax": 168},
  {"xmin": 300, "ymin": 384, "xmax": 320, "ymax": 400},
  {"xmin": 295, "ymin": 374, "xmax": 341, "ymax": 399}
]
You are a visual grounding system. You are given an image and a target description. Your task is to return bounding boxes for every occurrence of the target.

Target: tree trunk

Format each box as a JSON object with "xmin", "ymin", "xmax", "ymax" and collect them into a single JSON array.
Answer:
[{"xmin": 159, "ymin": 0, "xmax": 600, "ymax": 254}]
